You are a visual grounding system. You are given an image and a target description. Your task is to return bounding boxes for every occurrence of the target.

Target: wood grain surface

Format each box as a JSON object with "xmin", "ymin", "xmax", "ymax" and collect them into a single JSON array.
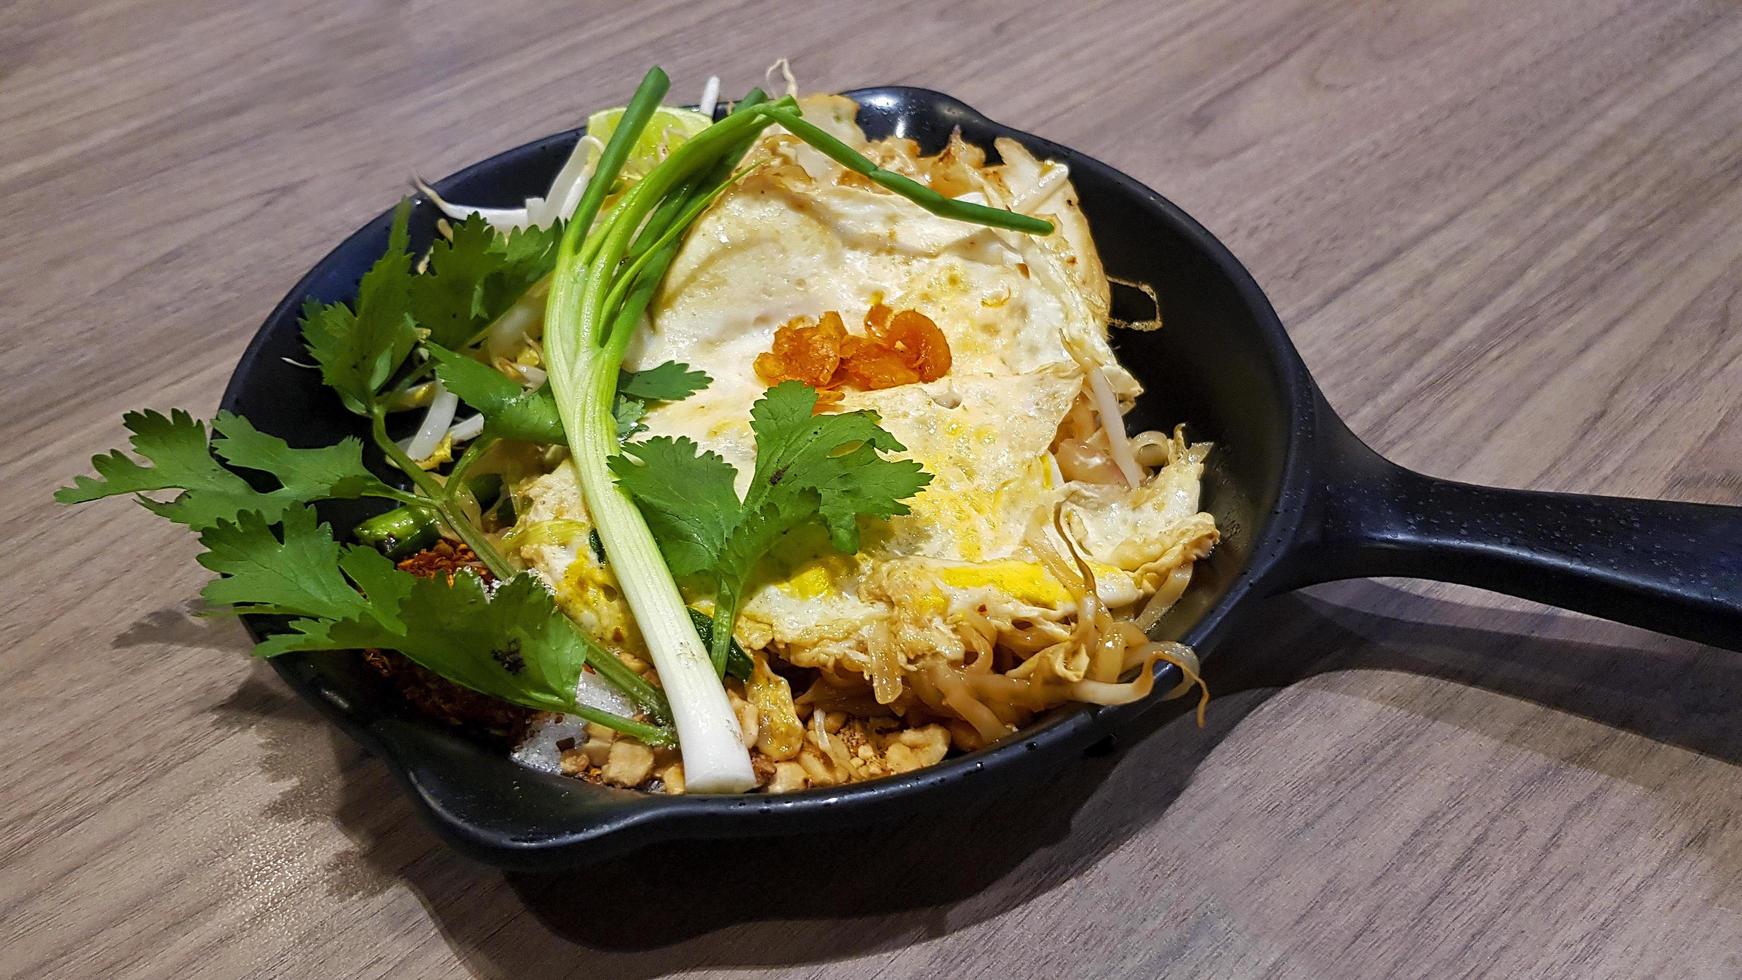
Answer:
[{"xmin": 4, "ymin": 0, "xmax": 1740, "ymax": 977}]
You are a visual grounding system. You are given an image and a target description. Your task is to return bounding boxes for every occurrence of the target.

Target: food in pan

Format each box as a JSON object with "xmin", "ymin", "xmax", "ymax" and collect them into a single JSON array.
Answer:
[{"xmin": 59, "ymin": 67, "xmax": 1216, "ymax": 794}]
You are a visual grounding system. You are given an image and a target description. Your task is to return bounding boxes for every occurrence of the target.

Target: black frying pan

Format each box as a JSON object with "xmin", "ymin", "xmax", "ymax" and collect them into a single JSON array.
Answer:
[{"xmin": 220, "ymin": 87, "xmax": 1742, "ymax": 870}]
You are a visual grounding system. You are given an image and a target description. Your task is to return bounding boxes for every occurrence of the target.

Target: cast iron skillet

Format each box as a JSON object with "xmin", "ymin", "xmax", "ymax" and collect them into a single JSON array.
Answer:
[{"xmin": 220, "ymin": 87, "xmax": 1742, "ymax": 870}]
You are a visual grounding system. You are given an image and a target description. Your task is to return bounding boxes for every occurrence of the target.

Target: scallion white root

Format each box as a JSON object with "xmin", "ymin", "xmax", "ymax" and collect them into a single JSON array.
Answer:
[{"xmin": 556, "ymin": 351, "xmax": 755, "ymax": 792}]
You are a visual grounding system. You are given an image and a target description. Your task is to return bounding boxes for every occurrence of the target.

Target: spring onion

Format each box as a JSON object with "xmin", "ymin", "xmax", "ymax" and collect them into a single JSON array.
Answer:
[{"xmin": 543, "ymin": 67, "xmax": 1055, "ymax": 791}]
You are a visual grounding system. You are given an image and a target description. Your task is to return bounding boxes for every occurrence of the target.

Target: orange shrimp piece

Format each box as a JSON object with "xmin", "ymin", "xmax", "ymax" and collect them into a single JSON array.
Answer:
[
  {"xmin": 839, "ymin": 333, "xmax": 921, "ymax": 389},
  {"xmin": 755, "ymin": 311, "xmax": 848, "ymax": 387},
  {"xmin": 864, "ymin": 302, "xmax": 894, "ymax": 333},
  {"xmin": 756, "ymin": 304, "xmax": 952, "ymax": 403},
  {"xmin": 870, "ymin": 308, "xmax": 951, "ymax": 381}
]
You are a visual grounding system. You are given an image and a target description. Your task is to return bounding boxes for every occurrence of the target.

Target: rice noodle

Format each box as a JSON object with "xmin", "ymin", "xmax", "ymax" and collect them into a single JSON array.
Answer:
[
  {"xmin": 1052, "ymin": 392, "xmax": 1126, "ymax": 484},
  {"xmin": 1068, "ymin": 659, "xmax": 1158, "ymax": 705},
  {"xmin": 867, "ymin": 625, "xmax": 904, "ymax": 705},
  {"xmin": 925, "ymin": 662, "xmax": 1008, "ymax": 741},
  {"xmin": 1047, "ymin": 507, "xmax": 1123, "ymax": 684},
  {"xmin": 1053, "ymin": 430, "xmax": 1123, "ymax": 484},
  {"xmin": 1068, "ymin": 637, "xmax": 1206, "ymax": 723},
  {"xmin": 1148, "ymin": 640, "xmax": 1210, "ymax": 725},
  {"xmin": 1135, "ymin": 564, "xmax": 1193, "ymax": 631}
]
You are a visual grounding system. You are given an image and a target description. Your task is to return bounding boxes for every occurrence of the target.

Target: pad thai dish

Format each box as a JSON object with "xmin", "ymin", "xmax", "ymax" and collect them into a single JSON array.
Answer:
[{"xmin": 60, "ymin": 67, "xmax": 1217, "ymax": 795}]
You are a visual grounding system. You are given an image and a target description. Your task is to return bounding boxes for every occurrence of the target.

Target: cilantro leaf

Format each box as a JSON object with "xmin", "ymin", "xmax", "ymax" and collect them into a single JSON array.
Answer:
[
  {"xmin": 209, "ymin": 411, "xmax": 396, "ymax": 504},
  {"xmin": 300, "ymin": 207, "xmax": 562, "ymax": 417},
  {"xmin": 609, "ymin": 381, "xmax": 930, "ymax": 672},
  {"xmin": 432, "ymin": 349, "xmax": 707, "ymax": 446},
  {"xmin": 197, "ymin": 507, "xmax": 373, "ymax": 619},
  {"xmin": 201, "ymin": 505, "xmax": 594, "ymax": 716},
  {"xmin": 611, "ymin": 393, "xmax": 648, "ymax": 439},
  {"xmin": 255, "ymin": 571, "xmax": 591, "ymax": 715},
  {"xmin": 55, "ymin": 409, "xmax": 396, "ymax": 530},
  {"xmin": 389, "ymin": 571, "xmax": 592, "ymax": 713},
  {"xmin": 618, "ymin": 361, "xmax": 710, "ymax": 402},
  {"xmin": 611, "ymin": 361, "xmax": 710, "ymax": 440},
  {"xmin": 300, "ymin": 199, "xmax": 419, "ymax": 414},
  {"xmin": 427, "ymin": 344, "xmax": 564, "ymax": 443},
  {"xmin": 606, "ymin": 435, "xmax": 740, "ymax": 577},
  {"xmin": 334, "ymin": 545, "xmax": 415, "ymax": 632},
  {"xmin": 407, "ymin": 215, "xmax": 500, "ymax": 349},
  {"xmin": 493, "ymin": 220, "xmax": 564, "ymax": 295},
  {"xmin": 742, "ymin": 381, "xmax": 928, "ymax": 553},
  {"xmin": 409, "ymin": 216, "xmax": 565, "ymax": 350},
  {"xmin": 56, "ymin": 409, "xmax": 261, "ymax": 528}
]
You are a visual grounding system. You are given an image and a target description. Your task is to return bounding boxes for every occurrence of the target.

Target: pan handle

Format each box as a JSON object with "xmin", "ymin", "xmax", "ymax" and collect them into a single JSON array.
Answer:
[{"xmin": 1275, "ymin": 408, "xmax": 1742, "ymax": 652}]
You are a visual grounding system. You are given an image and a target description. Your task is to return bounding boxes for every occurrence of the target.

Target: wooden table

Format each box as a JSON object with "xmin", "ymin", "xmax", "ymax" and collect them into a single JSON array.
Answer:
[{"xmin": 5, "ymin": 0, "xmax": 1740, "ymax": 976}]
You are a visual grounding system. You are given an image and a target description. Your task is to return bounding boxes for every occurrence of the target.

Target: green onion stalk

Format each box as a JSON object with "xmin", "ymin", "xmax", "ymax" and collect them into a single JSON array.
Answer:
[{"xmin": 545, "ymin": 68, "xmax": 1053, "ymax": 790}]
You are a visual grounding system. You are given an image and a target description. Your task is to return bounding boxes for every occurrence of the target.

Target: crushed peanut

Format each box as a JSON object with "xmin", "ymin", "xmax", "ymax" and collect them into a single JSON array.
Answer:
[
  {"xmin": 884, "ymin": 724, "xmax": 951, "ymax": 773},
  {"xmin": 581, "ymin": 737, "xmax": 612, "ymax": 768},
  {"xmin": 768, "ymin": 761, "xmax": 809, "ymax": 794},
  {"xmin": 600, "ymin": 740, "xmax": 655, "ymax": 787},
  {"xmin": 658, "ymin": 763, "xmax": 686, "ymax": 795}
]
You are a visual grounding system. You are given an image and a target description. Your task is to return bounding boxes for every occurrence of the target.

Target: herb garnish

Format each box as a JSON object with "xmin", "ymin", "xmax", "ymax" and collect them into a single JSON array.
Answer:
[{"xmin": 610, "ymin": 381, "xmax": 930, "ymax": 675}]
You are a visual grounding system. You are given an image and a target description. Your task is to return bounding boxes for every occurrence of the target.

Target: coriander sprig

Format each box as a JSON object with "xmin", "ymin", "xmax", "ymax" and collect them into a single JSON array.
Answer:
[
  {"xmin": 610, "ymin": 382, "xmax": 931, "ymax": 675},
  {"xmin": 57, "ymin": 183, "xmax": 677, "ymax": 738}
]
